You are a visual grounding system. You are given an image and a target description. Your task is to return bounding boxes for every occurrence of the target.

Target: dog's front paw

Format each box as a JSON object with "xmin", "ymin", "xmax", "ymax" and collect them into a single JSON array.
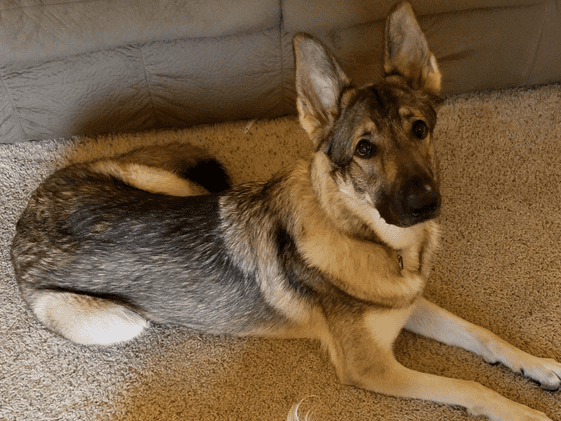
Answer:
[
  {"xmin": 471, "ymin": 393, "xmax": 554, "ymax": 421},
  {"xmin": 519, "ymin": 356, "xmax": 561, "ymax": 391},
  {"xmin": 494, "ymin": 406, "xmax": 552, "ymax": 421},
  {"xmin": 481, "ymin": 336, "xmax": 561, "ymax": 391}
]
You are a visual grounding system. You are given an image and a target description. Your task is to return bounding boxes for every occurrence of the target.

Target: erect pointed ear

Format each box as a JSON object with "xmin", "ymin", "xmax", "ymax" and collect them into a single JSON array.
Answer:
[
  {"xmin": 293, "ymin": 33, "xmax": 352, "ymax": 148},
  {"xmin": 384, "ymin": 2, "xmax": 441, "ymax": 95}
]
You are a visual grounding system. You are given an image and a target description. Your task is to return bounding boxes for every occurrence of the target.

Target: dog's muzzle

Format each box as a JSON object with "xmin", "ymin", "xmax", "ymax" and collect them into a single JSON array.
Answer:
[
  {"xmin": 402, "ymin": 175, "xmax": 441, "ymax": 223},
  {"xmin": 378, "ymin": 174, "xmax": 441, "ymax": 228}
]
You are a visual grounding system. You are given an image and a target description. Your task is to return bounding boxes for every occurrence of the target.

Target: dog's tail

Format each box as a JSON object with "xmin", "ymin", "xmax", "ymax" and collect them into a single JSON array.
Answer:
[{"xmin": 88, "ymin": 142, "xmax": 231, "ymax": 197}]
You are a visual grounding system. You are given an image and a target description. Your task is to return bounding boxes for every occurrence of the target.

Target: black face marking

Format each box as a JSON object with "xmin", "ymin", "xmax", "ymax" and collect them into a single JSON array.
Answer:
[
  {"xmin": 370, "ymin": 86, "xmax": 385, "ymax": 110},
  {"xmin": 327, "ymin": 112, "xmax": 360, "ymax": 168},
  {"xmin": 274, "ymin": 223, "xmax": 317, "ymax": 301}
]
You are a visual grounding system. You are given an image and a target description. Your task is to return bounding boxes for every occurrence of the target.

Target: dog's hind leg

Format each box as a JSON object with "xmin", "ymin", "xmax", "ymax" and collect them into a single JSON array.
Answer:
[
  {"xmin": 30, "ymin": 290, "xmax": 148, "ymax": 345},
  {"xmin": 405, "ymin": 297, "xmax": 561, "ymax": 390}
]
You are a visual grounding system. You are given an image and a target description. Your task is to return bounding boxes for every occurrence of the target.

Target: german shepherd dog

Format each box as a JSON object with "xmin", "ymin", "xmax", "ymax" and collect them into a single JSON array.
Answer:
[{"xmin": 11, "ymin": 2, "xmax": 561, "ymax": 420}]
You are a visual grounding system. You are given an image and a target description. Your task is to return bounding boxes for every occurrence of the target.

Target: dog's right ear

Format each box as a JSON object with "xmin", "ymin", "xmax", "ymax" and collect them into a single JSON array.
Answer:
[{"xmin": 293, "ymin": 33, "xmax": 351, "ymax": 148}]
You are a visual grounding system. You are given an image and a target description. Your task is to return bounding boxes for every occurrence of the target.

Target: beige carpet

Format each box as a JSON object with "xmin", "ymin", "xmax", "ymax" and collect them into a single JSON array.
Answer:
[{"xmin": 1, "ymin": 83, "xmax": 560, "ymax": 421}]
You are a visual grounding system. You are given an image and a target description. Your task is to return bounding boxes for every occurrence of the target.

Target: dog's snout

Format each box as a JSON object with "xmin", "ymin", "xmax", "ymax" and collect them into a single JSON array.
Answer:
[{"xmin": 403, "ymin": 175, "xmax": 441, "ymax": 220}]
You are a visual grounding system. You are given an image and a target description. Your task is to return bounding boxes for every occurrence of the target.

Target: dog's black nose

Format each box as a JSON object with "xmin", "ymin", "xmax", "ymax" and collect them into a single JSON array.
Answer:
[{"xmin": 403, "ymin": 175, "xmax": 440, "ymax": 220}]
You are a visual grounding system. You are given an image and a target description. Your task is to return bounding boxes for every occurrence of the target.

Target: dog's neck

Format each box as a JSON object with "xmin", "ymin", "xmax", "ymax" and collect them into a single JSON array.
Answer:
[
  {"xmin": 283, "ymin": 158, "xmax": 436, "ymax": 307},
  {"xmin": 308, "ymin": 153, "xmax": 438, "ymax": 273}
]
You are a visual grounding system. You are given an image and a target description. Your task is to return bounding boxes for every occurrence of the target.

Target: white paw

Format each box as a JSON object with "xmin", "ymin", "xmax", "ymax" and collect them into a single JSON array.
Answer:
[{"xmin": 519, "ymin": 357, "xmax": 561, "ymax": 391}]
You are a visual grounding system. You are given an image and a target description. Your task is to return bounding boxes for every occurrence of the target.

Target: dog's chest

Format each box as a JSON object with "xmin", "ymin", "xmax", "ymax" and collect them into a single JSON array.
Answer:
[{"xmin": 363, "ymin": 305, "xmax": 415, "ymax": 349}]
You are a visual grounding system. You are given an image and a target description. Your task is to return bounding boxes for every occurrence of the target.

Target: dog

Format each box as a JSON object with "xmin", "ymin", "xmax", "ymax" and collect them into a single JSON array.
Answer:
[{"xmin": 11, "ymin": 2, "xmax": 561, "ymax": 420}]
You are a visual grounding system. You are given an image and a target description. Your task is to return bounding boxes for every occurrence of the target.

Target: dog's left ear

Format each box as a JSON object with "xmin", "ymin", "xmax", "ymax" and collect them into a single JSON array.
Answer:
[
  {"xmin": 385, "ymin": 2, "xmax": 441, "ymax": 95},
  {"xmin": 293, "ymin": 33, "xmax": 352, "ymax": 148}
]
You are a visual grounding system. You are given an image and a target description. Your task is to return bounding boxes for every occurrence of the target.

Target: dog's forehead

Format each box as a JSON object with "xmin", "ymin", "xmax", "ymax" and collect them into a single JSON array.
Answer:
[{"xmin": 359, "ymin": 82, "xmax": 436, "ymax": 122}]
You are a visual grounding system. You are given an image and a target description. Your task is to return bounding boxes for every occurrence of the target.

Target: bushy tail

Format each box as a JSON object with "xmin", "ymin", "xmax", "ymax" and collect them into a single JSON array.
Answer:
[{"xmin": 89, "ymin": 142, "xmax": 231, "ymax": 196}]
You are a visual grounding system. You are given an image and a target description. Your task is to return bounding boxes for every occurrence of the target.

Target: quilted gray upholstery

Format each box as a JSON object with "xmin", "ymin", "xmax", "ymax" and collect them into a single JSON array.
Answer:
[{"xmin": 0, "ymin": 0, "xmax": 559, "ymax": 143}]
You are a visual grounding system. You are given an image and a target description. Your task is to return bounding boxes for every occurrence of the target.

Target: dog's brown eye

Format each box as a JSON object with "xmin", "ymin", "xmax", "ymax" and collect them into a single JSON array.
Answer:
[
  {"xmin": 355, "ymin": 140, "xmax": 377, "ymax": 158},
  {"xmin": 412, "ymin": 120, "xmax": 428, "ymax": 139}
]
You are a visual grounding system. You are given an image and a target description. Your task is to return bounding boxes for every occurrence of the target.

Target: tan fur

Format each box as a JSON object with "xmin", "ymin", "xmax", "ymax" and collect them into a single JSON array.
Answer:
[
  {"xmin": 288, "ymin": 159, "xmax": 427, "ymax": 308},
  {"xmin": 363, "ymin": 306, "xmax": 414, "ymax": 350},
  {"xmin": 89, "ymin": 161, "xmax": 208, "ymax": 196}
]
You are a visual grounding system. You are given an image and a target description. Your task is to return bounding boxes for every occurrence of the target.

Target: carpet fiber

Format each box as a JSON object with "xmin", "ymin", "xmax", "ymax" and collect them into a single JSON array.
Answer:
[{"xmin": 1, "ymin": 84, "xmax": 560, "ymax": 421}]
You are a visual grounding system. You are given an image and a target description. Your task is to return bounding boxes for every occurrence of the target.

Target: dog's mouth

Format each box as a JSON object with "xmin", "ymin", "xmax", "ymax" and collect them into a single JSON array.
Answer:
[{"xmin": 383, "ymin": 202, "xmax": 441, "ymax": 228}]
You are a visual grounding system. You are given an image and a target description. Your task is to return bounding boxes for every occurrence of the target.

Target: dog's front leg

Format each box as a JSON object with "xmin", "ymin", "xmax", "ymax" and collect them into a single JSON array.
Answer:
[
  {"xmin": 325, "ymin": 305, "xmax": 555, "ymax": 421},
  {"xmin": 351, "ymin": 354, "xmax": 552, "ymax": 420},
  {"xmin": 405, "ymin": 297, "xmax": 561, "ymax": 390}
]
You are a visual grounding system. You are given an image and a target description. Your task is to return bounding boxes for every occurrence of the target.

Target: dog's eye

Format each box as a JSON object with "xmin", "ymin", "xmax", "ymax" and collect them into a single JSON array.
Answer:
[
  {"xmin": 355, "ymin": 139, "xmax": 377, "ymax": 158},
  {"xmin": 412, "ymin": 120, "xmax": 428, "ymax": 139}
]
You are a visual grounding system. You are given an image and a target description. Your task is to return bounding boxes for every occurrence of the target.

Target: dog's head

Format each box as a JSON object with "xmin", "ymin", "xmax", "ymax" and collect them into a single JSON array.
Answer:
[{"xmin": 293, "ymin": 2, "xmax": 441, "ymax": 230}]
